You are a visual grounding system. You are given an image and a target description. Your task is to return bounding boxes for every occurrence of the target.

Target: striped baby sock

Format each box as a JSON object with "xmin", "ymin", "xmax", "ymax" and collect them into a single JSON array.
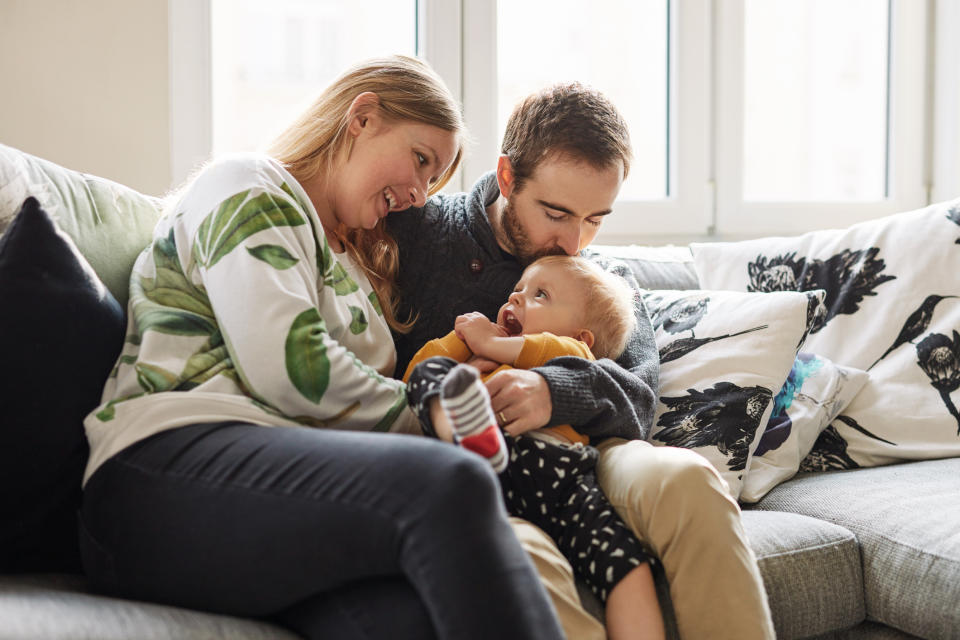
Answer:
[{"xmin": 440, "ymin": 364, "xmax": 509, "ymax": 473}]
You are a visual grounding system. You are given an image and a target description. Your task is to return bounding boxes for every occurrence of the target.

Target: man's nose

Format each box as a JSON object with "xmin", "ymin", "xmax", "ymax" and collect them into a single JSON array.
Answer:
[{"xmin": 557, "ymin": 227, "xmax": 582, "ymax": 255}]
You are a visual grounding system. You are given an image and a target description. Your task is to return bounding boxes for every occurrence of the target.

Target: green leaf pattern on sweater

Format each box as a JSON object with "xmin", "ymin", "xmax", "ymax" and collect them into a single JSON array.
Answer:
[
  {"xmin": 368, "ymin": 290, "xmax": 383, "ymax": 316},
  {"xmin": 285, "ymin": 307, "xmax": 331, "ymax": 403},
  {"xmin": 131, "ymin": 229, "xmax": 216, "ymax": 338},
  {"xmin": 195, "ymin": 187, "xmax": 305, "ymax": 269},
  {"xmin": 246, "ymin": 244, "xmax": 299, "ymax": 270},
  {"xmin": 91, "ymin": 165, "xmax": 405, "ymax": 441},
  {"xmin": 325, "ymin": 262, "xmax": 360, "ymax": 296},
  {"xmin": 348, "ymin": 306, "xmax": 368, "ymax": 334}
]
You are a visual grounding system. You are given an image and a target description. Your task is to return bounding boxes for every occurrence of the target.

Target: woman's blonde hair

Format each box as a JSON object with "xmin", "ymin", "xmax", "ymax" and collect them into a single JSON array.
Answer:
[
  {"xmin": 267, "ymin": 55, "xmax": 466, "ymax": 332},
  {"xmin": 530, "ymin": 255, "xmax": 638, "ymax": 360}
]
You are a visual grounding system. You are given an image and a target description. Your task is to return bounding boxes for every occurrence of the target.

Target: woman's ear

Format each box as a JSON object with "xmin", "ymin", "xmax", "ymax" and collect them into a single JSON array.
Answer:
[
  {"xmin": 496, "ymin": 155, "xmax": 516, "ymax": 199},
  {"xmin": 576, "ymin": 329, "xmax": 595, "ymax": 350},
  {"xmin": 346, "ymin": 92, "xmax": 382, "ymax": 137}
]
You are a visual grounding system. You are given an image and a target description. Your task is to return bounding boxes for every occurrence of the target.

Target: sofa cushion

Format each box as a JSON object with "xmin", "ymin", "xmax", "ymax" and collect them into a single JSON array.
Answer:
[
  {"xmin": 0, "ymin": 143, "xmax": 163, "ymax": 307},
  {"xmin": 640, "ymin": 288, "xmax": 812, "ymax": 498},
  {"xmin": 740, "ymin": 510, "xmax": 865, "ymax": 639},
  {"xmin": 691, "ymin": 198, "xmax": 960, "ymax": 469},
  {"xmin": 0, "ymin": 574, "xmax": 300, "ymax": 640},
  {"xmin": 0, "ymin": 198, "xmax": 126, "ymax": 572},
  {"xmin": 811, "ymin": 622, "xmax": 923, "ymax": 639},
  {"xmin": 754, "ymin": 458, "xmax": 960, "ymax": 639}
]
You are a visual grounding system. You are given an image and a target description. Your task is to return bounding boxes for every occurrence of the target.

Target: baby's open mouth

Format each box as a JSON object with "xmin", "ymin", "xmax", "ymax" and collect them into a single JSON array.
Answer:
[{"xmin": 502, "ymin": 310, "xmax": 523, "ymax": 336}]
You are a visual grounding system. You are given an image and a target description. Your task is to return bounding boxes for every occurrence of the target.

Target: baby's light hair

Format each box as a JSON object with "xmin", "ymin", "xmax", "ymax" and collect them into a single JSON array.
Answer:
[{"xmin": 530, "ymin": 255, "xmax": 637, "ymax": 359}]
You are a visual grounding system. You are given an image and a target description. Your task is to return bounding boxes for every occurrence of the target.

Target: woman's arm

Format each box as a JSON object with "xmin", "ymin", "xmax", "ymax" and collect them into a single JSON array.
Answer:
[{"xmin": 185, "ymin": 167, "xmax": 412, "ymax": 432}]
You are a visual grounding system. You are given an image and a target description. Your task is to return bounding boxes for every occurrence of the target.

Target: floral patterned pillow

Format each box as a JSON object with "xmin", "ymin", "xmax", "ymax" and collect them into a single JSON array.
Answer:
[
  {"xmin": 692, "ymin": 198, "xmax": 960, "ymax": 469},
  {"xmin": 740, "ymin": 353, "xmax": 868, "ymax": 502},
  {"xmin": 641, "ymin": 288, "xmax": 812, "ymax": 499}
]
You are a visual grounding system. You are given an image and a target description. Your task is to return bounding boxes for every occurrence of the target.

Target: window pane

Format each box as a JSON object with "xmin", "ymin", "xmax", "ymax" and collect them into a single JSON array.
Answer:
[
  {"xmin": 743, "ymin": 0, "xmax": 888, "ymax": 201},
  {"xmin": 211, "ymin": 0, "xmax": 416, "ymax": 155},
  {"xmin": 497, "ymin": 0, "xmax": 668, "ymax": 201}
]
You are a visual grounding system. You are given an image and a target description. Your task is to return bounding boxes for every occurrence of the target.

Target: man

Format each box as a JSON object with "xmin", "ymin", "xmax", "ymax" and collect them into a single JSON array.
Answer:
[{"xmin": 388, "ymin": 83, "xmax": 775, "ymax": 640}]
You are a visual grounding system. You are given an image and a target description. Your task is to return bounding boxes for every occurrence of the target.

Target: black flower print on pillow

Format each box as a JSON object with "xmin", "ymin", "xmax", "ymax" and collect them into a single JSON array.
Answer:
[
  {"xmin": 916, "ymin": 330, "xmax": 960, "ymax": 434},
  {"xmin": 947, "ymin": 205, "xmax": 960, "ymax": 244},
  {"xmin": 798, "ymin": 291, "xmax": 827, "ymax": 349},
  {"xmin": 833, "ymin": 414, "xmax": 896, "ymax": 446},
  {"xmin": 648, "ymin": 296, "xmax": 710, "ymax": 337},
  {"xmin": 869, "ymin": 295, "xmax": 958, "ymax": 370},
  {"xmin": 746, "ymin": 249, "xmax": 895, "ymax": 333},
  {"xmin": 799, "ymin": 424, "xmax": 860, "ymax": 472},
  {"xmin": 658, "ymin": 324, "xmax": 767, "ymax": 364},
  {"xmin": 654, "ymin": 382, "xmax": 772, "ymax": 471},
  {"xmin": 644, "ymin": 293, "xmax": 772, "ymax": 363}
]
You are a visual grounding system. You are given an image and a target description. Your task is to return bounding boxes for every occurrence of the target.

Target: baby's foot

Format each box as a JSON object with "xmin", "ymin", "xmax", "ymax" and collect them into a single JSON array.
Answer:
[{"xmin": 440, "ymin": 364, "xmax": 508, "ymax": 473}]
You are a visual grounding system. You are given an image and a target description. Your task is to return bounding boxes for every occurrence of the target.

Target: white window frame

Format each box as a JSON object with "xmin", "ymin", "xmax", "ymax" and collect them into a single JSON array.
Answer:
[
  {"xmin": 171, "ymin": 0, "xmax": 956, "ymax": 242},
  {"xmin": 453, "ymin": 0, "xmax": 714, "ymax": 244},
  {"xmin": 714, "ymin": 0, "xmax": 929, "ymax": 238},
  {"xmin": 932, "ymin": 0, "xmax": 960, "ymax": 203},
  {"xmin": 169, "ymin": 0, "xmax": 212, "ymax": 190}
]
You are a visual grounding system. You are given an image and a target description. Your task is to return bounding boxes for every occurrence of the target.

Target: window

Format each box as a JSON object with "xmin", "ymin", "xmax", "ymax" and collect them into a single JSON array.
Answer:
[
  {"xmin": 497, "ymin": 0, "xmax": 668, "ymax": 202},
  {"xmin": 741, "ymin": 0, "xmax": 888, "ymax": 202},
  {"xmin": 714, "ymin": 0, "xmax": 927, "ymax": 236},
  {"xmin": 210, "ymin": 0, "xmax": 416, "ymax": 155},
  {"xmin": 172, "ymin": 0, "xmax": 954, "ymax": 243}
]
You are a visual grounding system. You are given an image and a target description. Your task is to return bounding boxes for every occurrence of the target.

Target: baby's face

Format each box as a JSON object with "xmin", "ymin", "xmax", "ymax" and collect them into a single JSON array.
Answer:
[{"xmin": 497, "ymin": 262, "xmax": 587, "ymax": 339}]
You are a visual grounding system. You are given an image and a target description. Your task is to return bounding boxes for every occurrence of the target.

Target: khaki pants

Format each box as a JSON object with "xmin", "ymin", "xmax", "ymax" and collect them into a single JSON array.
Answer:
[
  {"xmin": 514, "ymin": 439, "xmax": 775, "ymax": 640},
  {"xmin": 511, "ymin": 517, "xmax": 607, "ymax": 640}
]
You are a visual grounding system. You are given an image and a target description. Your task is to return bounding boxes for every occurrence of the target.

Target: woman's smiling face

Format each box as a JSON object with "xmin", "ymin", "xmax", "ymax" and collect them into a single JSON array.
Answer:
[
  {"xmin": 331, "ymin": 110, "xmax": 458, "ymax": 231},
  {"xmin": 497, "ymin": 260, "xmax": 588, "ymax": 339}
]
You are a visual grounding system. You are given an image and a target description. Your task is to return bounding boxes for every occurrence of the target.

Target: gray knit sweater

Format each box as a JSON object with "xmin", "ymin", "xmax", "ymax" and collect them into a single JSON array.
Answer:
[{"xmin": 387, "ymin": 172, "xmax": 659, "ymax": 442}]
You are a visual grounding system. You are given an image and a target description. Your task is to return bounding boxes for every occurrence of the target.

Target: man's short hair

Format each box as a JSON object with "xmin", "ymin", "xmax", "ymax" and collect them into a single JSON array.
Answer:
[
  {"xmin": 500, "ymin": 83, "xmax": 632, "ymax": 192},
  {"xmin": 532, "ymin": 255, "xmax": 637, "ymax": 360}
]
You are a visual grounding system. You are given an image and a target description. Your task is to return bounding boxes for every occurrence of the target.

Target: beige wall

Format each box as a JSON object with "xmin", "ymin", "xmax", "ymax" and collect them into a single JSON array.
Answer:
[{"xmin": 0, "ymin": 0, "xmax": 171, "ymax": 196}]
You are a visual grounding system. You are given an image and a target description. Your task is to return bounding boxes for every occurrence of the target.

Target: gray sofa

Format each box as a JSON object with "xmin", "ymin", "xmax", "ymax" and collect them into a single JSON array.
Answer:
[{"xmin": 1, "ymin": 144, "xmax": 958, "ymax": 639}]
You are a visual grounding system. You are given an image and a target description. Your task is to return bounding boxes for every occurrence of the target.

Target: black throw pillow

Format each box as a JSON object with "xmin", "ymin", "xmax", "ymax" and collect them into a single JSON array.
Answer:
[{"xmin": 0, "ymin": 197, "xmax": 126, "ymax": 573}]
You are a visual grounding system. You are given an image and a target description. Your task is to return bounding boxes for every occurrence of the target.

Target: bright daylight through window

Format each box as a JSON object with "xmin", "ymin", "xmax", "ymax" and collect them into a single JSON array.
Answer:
[
  {"xmin": 210, "ymin": 0, "xmax": 416, "ymax": 156},
  {"xmin": 196, "ymin": 0, "xmax": 945, "ymax": 241}
]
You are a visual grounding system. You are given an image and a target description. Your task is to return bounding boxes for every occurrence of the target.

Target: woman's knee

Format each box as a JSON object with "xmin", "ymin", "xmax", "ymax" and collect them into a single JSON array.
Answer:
[{"xmin": 418, "ymin": 447, "xmax": 503, "ymax": 520}]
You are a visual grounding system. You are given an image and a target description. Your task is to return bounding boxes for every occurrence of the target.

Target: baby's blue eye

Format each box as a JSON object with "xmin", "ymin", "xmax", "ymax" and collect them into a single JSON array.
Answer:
[
  {"xmin": 416, "ymin": 152, "xmax": 427, "ymax": 165},
  {"xmin": 536, "ymin": 289, "xmax": 547, "ymax": 298}
]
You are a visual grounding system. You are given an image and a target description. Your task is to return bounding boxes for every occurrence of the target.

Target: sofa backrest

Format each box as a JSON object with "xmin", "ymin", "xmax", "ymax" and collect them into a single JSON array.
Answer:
[
  {"xmin": 0, "ymin": 144, "xmax": 163, "ymax": 308},
  {"xmin": 589, "ymin": 243, "xmax": 700, "ymax": 290}
]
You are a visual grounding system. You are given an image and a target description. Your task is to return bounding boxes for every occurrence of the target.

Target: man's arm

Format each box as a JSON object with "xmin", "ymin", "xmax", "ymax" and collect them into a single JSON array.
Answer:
[{"xmin": 533, "ymin": 258, "xmax": 660, "ymax": 442}]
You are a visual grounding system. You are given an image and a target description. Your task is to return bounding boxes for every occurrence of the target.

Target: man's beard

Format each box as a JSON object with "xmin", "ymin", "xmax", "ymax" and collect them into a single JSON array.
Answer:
[{"xmin": 500, "ymin": 198, "xmax": 566, "ymax": 266}]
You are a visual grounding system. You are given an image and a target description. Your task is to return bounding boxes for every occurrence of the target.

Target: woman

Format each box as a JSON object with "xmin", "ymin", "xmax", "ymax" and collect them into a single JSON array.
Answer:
[{"xmin": 79, "ymin": 56, "xmax": 564, "ymax": 640}]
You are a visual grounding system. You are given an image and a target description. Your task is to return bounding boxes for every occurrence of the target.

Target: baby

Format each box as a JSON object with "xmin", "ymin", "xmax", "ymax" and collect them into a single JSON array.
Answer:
[{"xmin": 404, "ymin": 255, "xmax": 664, "ymax": 640}]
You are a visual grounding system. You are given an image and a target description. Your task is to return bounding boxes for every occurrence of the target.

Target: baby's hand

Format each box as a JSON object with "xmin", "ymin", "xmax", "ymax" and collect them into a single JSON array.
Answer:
[{"xmin": 455, "ymin": 312, "xmax": 507, "ymax": 356}]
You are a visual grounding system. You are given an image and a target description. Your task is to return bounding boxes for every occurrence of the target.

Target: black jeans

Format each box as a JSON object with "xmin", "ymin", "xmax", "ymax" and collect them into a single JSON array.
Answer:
[{"xmin": 79, "ymin": 422, "xmax": 564, "ymax": 640}]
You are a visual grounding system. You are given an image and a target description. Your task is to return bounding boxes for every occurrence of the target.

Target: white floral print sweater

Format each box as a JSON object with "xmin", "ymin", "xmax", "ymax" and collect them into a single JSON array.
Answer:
[{"xmin": 83, "ymin": 153, "xmax": 417, "ymax": 484}]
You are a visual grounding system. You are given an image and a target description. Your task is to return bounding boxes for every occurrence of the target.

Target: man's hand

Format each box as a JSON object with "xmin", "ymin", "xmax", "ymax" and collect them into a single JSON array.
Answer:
[{"xmin": 485, "ymin": 369, "xmax": 552, "ymax": 437}]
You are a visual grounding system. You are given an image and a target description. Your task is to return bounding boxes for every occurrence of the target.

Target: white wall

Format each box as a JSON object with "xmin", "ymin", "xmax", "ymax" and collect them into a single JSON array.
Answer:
[{"xmin": 0, "ymin": 0, "xmax": 172, "ymax": 196}]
